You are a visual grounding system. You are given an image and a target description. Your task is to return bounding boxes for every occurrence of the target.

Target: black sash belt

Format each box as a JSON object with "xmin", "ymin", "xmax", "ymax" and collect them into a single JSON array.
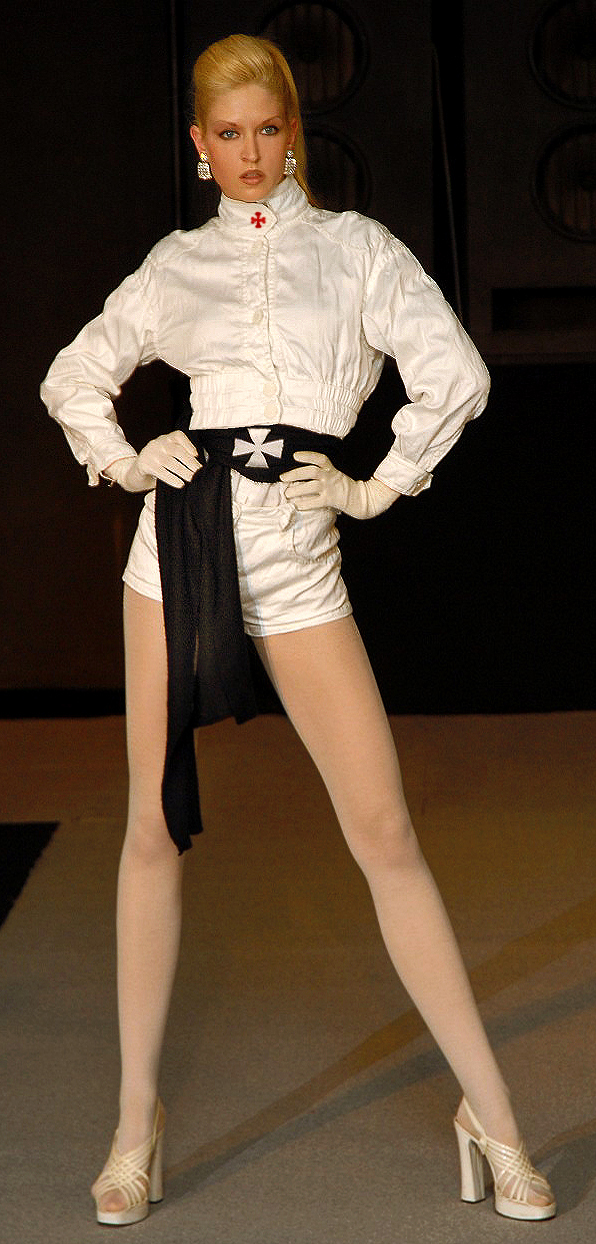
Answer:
[{"xmin": 154, "ymin": 424, "xmax": 342, "ymax": 854}]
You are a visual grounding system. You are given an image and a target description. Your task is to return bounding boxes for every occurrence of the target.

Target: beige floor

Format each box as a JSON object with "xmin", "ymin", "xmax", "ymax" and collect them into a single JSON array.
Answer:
[{"xmin": 1, "ymin": 712, "xmax": 595, "ymax": 1243}]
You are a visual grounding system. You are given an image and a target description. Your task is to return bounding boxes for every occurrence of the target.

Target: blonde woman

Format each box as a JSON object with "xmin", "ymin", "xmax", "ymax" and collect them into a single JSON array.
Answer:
[{"xmin": 41, "ymin": 33, "xmax": 555, "ymax": 1227}]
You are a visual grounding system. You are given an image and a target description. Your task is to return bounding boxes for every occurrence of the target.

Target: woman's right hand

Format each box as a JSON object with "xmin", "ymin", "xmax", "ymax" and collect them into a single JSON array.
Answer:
[{"xmin": 104, "ymin": 431, "xmax": 201, "ymax": 492}]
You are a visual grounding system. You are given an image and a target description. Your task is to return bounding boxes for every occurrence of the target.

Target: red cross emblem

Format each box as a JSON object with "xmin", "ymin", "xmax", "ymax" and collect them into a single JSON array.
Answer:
[{"xmin": 251, "ymin": 211, "xmax": 266, "ymax": 229}]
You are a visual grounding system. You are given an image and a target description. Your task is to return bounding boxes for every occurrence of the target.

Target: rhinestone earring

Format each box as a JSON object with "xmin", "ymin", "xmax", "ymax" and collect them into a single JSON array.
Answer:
[
  {"xmin": 284, "ymin": 148, "xmax": 297, "ymax": 177},
  {"xmin": 197, "ymin": 152, "xmax": 212, "ymax": 180}
]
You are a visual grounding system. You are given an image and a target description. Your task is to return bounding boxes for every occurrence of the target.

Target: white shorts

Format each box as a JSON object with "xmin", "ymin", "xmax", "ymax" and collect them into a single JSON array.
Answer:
[{"xmin": 122, "ymin": 471, "xmax": 352, "ymax": 637}]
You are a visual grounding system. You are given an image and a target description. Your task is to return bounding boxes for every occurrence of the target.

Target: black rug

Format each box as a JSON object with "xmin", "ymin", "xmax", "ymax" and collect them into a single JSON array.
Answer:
[{"xmin": 0, "ymin": 823, "xmax": 58, "ymax": 926}]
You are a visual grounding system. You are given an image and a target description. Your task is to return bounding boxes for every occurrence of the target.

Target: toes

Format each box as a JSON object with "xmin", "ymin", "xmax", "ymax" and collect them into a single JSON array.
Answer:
[{"xmin": 98, "ymin": 1191, "xmax": 127, "ymax": 1213}]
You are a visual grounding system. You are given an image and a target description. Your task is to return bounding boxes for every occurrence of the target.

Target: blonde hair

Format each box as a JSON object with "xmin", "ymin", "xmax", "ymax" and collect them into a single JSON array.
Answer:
[{"xmin": 192, "ymin": 33, "xmax": 314, "ymax": 203}]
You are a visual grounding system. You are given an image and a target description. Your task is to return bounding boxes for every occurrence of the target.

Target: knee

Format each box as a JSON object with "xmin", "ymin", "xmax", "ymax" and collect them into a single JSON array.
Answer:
[
  {"xmin": 346, "ymin": 807, "xmax": 422, "ymax": 879},
  {"xmin": 123, "ymin": 807, "xmax": 178, "ymax": 866}
]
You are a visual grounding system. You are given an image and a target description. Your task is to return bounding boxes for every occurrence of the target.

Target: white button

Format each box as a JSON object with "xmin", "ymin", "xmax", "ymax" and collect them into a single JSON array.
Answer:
[
  {"xmin": 263, "ymin": 401, "xmax": 278, "ymax": 417},
  {"xmin": 262, "ymin": 381, "xmax": 277, "ymax": 397},
  {"xmin": 252, "ymin": 309, "xmax": 263, "ymax": 324}
]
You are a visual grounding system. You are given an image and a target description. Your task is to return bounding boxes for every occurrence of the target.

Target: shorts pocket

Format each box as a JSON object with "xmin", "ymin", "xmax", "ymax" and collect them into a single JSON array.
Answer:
[{"xmin": 287, "ymin": 506, "xmax": 340, "ymax": 564}]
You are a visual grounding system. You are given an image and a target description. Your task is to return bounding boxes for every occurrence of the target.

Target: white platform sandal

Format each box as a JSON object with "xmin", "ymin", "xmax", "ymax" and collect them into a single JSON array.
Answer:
[
  {"xmin": 454, "ymin": 1097, "xmax": 556, "ymax": 1220},
  {"xmin": 91, "ymin": 1100, "xmax": 165, "ymax": 1225}
]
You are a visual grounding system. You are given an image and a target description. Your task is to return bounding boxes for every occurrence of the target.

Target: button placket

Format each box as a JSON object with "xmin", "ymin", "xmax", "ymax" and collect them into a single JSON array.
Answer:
[
  {"xmin": 247, "ymin": 243, "xmax": 272, "ymax": 381},
  {"xmin": 257, "ymin": 237, "xmax": 281, "ymax": 419}
]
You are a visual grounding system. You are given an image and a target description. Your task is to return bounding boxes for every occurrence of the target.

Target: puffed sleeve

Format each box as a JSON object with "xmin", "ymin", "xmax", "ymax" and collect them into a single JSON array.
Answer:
[
  {"xmin": 40, "ymin": 253, "xmax": 159, "ymax": 485},
  {"xmin": 361, "ymin": 233, "xmax": 490, "ymax": 495}
]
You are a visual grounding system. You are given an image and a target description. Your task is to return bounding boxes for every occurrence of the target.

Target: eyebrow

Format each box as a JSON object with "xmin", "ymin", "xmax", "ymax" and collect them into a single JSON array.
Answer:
[{"xmin": 213, "ymin": 115, "xmax": 284, "ymax": 127}]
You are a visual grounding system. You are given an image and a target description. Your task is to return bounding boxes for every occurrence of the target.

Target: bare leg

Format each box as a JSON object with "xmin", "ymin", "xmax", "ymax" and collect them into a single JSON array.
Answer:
[
  {"xmin": 93, "ymin": 586, "xmax": 183, "ymax": 1213},
  {"xmin": 253, "ymin": 616, "xmax": 549, "ymax": 1202}
]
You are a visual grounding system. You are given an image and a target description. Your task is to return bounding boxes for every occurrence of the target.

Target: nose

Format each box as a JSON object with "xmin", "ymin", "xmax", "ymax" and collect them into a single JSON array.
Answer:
[{"xmin": 241, "ymin": 132, "xmax": 260, "ymax": 164}]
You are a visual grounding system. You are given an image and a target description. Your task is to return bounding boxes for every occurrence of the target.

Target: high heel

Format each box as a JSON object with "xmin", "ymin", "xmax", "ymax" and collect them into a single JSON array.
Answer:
[
  {"xmin": 454, "ymin": 1098, "xmax": 556, "ymax": 1221},
  {"xmin": 91, "ymin": 1100, "xmax": 165, "ymax": 1226}
]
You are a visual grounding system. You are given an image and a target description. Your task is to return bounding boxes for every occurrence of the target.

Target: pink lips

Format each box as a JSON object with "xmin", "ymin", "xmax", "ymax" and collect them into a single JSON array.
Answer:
[{"xmin": 241, "ymin": 171, "xmax": 264, "ymax": 182}]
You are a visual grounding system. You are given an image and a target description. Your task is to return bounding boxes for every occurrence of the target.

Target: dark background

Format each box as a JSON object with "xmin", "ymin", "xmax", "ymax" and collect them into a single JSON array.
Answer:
[{"xmin": 2, "ymin": 0, "xmax": 594, "ymax": 716}]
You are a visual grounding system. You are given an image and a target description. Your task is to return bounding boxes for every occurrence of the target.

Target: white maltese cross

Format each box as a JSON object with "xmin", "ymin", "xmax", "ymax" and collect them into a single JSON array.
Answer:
[{"xmin": 233, "ymin": 427, "xmax": 284, "ymax": 469}]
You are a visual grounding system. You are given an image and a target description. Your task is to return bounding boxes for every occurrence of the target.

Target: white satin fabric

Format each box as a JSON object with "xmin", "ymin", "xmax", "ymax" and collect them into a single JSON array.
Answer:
[
  {"xmin": 40, "ymin": 176, "xmax": 490, "ymax": 494},
  {"xmin": 123, "ymin": 472, "xmax": 352, "ymax": 636}
]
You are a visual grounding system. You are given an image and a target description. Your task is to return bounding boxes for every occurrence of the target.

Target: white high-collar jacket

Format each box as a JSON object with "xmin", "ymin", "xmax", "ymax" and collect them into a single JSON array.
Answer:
[{"xmin": 41, "ymin": 176, "xmax": 490, "ymax": 494}]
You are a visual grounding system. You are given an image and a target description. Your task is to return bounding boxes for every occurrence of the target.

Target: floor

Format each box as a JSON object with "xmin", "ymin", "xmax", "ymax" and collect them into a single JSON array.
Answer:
[{"xmin": 1, "ymin": 711, "xmax": 595, "ymax": 1242}]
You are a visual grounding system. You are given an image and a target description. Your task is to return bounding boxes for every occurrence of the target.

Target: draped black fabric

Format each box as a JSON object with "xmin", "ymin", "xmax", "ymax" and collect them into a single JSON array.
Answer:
[{"xmin": 154, "ymin": 425, "xmax": 342, "ymax": 854}]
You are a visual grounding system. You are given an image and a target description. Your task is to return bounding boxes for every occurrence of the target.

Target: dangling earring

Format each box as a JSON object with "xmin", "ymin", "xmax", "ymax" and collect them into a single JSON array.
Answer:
[
  {"xmin": 197, "ymin": 151, "xmax": 212, "ymax": 180},
  {"xmin": 284, "ymin": 148, "xmax": 297, "ymax": 177}
]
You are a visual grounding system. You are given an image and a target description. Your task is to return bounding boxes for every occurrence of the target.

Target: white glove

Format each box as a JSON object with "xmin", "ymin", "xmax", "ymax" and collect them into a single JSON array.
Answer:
[
  {"xmin": 104, "ymin": 431, "xmax": 201, "ymax": 492},
  {"xmin": 280, "ymin": 451, "xmax": 399, "ymax": 518}
]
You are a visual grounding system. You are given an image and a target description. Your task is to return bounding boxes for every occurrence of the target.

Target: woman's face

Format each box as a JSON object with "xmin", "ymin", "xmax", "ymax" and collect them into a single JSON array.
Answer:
[{"xmin": 190, "ymin": 83, "xmax": 297, "ymax": 203}]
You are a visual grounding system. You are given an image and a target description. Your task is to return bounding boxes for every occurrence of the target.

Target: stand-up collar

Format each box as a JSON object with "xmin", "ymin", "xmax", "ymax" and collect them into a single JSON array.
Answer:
[{"xmin": 217, "ymin": 176, "xmax": 308, "ymax": 236}]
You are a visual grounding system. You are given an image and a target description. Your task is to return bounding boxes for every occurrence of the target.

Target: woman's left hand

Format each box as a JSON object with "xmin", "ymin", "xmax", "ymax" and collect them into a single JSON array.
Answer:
[{"xmin": 280, "ymin": 451, "xmax": 399, "ymax": 518}]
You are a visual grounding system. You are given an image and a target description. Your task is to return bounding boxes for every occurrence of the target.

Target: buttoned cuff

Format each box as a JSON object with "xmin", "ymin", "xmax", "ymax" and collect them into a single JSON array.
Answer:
[
  {"xmin": 87, "ymin": 440, "xmax": 138, "ymax": 486},
  {"xmin": 373, "ymin": 448, "xmax": 432, "ymax": 496}
]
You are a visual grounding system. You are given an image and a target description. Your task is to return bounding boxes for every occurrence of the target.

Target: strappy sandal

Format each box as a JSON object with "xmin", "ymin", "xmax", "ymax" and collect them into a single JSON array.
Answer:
[
  {"xmin": 454, "ymin": 1097, "xmax": 556, "ymax": 1220},
  {"xmin": 91, "ymin": 1100, "xmax": 165, "ymax": 1225}
]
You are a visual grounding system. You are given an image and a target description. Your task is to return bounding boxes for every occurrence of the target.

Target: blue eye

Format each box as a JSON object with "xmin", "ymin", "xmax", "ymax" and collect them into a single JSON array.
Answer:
[
  {"xmin": 220, "ymin": 129, "xmax": 237, "ymax": 140},
  {"xmin": 262, "ymin": 125, "xmax": 279, "ymax": 135}
]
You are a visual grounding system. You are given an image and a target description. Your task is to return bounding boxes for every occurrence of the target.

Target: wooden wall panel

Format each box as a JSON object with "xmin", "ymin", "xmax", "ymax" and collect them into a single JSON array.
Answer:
[
  {"xmin": 3, "ymin": 2, "xmax": 175, "ymax": 688},
  {"xmin": 463, "ymin": 0, "xmax": 596, "ymax": 361}
]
